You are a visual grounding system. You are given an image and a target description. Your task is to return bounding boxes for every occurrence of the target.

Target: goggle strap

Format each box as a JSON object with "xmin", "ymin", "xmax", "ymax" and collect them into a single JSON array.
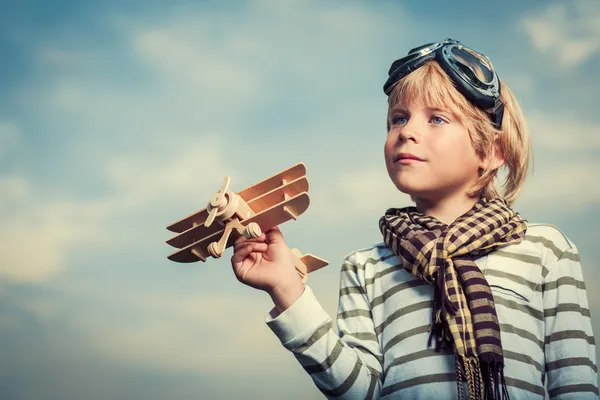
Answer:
[{"xmin": 492, "ymin": 99, "xmax": 504, "ymax": 129}]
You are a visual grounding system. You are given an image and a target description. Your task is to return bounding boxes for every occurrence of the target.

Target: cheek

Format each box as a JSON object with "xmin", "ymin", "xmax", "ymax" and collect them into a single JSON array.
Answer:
[
  {"xmin": 433, "ymin": 137, "xmax": 480, "ymax": 174},
  {"xmin": 383, "ymin": 136, "xmax": 394, "ymax": 162},
  {"xmin": 433, "ymin": 135, "xmax": 472, "ymax": 159}
]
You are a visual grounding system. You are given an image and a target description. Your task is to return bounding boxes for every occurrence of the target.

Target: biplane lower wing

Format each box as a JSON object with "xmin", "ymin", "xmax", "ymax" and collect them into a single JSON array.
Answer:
[
  {"xmin": 166, "ymin": 162, "xmax": 306, "ymax": 233},
  {"xmin": 166, "ymin": 208, "xmax": 209, "ymax": 234},
  {"xmin": 166, "ymin": 176, "xmax": 309, "ymax": 249},
  {"xmin": 167, "ymin": 192, "xmax": 310, "ymax": 263}
]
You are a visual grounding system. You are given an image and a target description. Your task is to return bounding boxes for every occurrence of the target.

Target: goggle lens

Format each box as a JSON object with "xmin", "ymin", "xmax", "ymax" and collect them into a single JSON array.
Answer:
[{"xmin": 450, "ymin": 46, "xmax": 494, "ymax": 85}]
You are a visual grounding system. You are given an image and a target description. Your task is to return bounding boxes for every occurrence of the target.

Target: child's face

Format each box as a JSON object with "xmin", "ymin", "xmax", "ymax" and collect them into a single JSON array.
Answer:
[{"xmin": 384, "ymin": 98, "xmax": 485, "ymax": 202}]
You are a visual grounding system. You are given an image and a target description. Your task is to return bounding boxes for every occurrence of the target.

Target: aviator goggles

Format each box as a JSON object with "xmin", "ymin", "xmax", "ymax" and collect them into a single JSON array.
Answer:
[{"xmin": 383, "ymin": 38, "xmax": 504, "ymax": 128}]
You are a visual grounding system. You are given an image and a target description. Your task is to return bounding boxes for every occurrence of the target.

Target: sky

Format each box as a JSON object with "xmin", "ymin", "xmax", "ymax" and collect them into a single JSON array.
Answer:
[{"xmin": 1, "ymin": 0, "xmax": 599, "ymax": 398}]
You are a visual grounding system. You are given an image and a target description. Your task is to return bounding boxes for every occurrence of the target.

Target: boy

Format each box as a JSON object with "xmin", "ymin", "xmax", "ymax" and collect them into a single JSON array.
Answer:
[{"xmin": 230, "ymin": 39, "xmax": 598, "ymax": 399}]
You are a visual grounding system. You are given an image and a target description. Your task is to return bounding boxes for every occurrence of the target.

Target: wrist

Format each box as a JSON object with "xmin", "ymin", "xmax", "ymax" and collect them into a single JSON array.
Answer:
[{"xmin": 268, "ymin": 278, "xmax": 305, "ymax": 314}]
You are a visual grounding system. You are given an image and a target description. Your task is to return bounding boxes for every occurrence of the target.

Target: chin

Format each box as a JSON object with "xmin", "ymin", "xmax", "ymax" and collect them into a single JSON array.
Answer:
[
  {"xmin": 388, "ymin": 173, "xmax": 425, "ymax": 194},
  {"xmin": 391, "ymin": 179, "xmax": 442, "ymax": 201},
  {"xmin": 387, "ymin": 166, "xmax": 435, "ymax": 196}
]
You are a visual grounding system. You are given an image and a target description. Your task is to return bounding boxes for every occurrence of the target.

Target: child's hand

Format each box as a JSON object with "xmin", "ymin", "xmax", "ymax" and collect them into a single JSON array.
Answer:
[{"xmin": 231, "ymin": 227, "xmax": 304, "ymax": 309}]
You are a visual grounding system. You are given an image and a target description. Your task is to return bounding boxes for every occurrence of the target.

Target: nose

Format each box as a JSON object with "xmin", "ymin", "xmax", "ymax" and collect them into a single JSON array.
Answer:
[{"xmin": 395, "ymin": 119, "xmax": 419, "ymax": 143}]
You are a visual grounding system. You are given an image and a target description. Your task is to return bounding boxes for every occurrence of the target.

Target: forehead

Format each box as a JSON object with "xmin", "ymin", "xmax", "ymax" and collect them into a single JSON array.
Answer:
[
  {"xmin": 387, "ymin": 92, "xmax": 465, "ymax": 120},
  {"xmin": 386, "ymin": 61, "xmax": 470, "ymax": 119}
]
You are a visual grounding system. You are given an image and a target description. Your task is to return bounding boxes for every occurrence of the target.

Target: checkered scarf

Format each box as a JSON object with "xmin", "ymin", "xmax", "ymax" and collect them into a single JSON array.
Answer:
[{"xmin": 379, "ymin": 197, "xmax": 527, "ymax": 400}]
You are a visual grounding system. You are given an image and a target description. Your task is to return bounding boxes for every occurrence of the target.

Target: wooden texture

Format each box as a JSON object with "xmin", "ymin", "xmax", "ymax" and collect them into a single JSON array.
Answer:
[
  {"xmin": 246, "ymin": 175, "xmax": 308, "ymax": 213},
  {"xmin": 237, "ymin": 162, "xmax": 305, "ymax": 202},
  {"xmin": 166, "ymin": 162, "xmax": 306, "ymax": 233},
  {"xmin": 167, "ymin": 192, "xmax": 310, "ymax": 263},
  {"xmin": 301, "ymin": 254, "xmax": 329, "ymax": 274},
  {"xmin": 167, "ymin": 208, "xmax": 210, "ymax": 234},
  {"xmin": 166, "ymin": 176, "xmax": 308, "ymax": 249}
]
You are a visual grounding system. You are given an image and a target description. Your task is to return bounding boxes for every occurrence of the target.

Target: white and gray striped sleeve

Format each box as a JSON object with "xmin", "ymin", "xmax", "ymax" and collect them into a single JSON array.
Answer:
[
  {"xmin": 543, "ymin": 245, "xmax": 599, "ymax": 399},
  {"xmin": 266, "ymin": 256, "xmax": 383, "ymax": 399}
]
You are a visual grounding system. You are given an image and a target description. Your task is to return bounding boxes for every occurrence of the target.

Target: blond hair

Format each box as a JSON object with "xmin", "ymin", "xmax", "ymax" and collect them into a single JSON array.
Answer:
[{"xmin": 387, "ymin": 61, "xmax": 532, "ymax": 205}]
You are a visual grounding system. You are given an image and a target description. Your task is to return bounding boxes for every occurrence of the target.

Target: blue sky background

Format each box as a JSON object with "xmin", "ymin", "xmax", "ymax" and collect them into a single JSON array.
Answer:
[{"xmin": 1, "ymin": 0, "xmax": 599, "ymax": 398}]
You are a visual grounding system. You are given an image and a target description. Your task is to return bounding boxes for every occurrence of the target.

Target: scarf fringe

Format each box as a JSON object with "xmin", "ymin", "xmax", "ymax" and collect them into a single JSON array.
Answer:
[
  {"xmin": 455, "ymin": 355, "xmax": 509, "ymax": 400},
  {"xmin": 481, "ymin": 359, "xmax": 510, "ymax": 400}
]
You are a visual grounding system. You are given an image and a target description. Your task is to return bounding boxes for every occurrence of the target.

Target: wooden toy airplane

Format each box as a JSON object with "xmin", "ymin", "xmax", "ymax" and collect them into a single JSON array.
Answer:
[{"xmin": 165, "ymin": 162, "xmax": 328, "ymax": 282}]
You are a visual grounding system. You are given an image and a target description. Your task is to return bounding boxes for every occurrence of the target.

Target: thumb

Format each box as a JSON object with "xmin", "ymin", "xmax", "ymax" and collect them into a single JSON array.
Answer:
[{"xmin": 265, "ymin": 226, "xmax": 285, "ymax": 244}]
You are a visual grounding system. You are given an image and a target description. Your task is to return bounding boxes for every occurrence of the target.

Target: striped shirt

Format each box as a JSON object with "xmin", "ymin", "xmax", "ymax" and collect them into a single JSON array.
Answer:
[{"xmin": 266, "ymin": 224, "xmax": 598, "ymax": 399}]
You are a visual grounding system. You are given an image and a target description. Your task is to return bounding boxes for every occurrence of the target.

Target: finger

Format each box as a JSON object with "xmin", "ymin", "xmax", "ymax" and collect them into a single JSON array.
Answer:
[
  {"xmin": 234, "ymin": 232, "xmax": 267, "ymax": 246},
  {"xmin": 233, "ymin": 235, "xmax": 267, "ymax": 252},
  {"xmin": 264, "ymin": 226, "xmax": 285, "ymax": 244},
  {"xmin": 231, "ymin": 242, "xmax": 268, "ymax": 265}
]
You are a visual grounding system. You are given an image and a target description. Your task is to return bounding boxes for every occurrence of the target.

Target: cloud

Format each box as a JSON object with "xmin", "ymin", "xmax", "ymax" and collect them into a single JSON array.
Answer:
[
  {"xmin": 133, "ymin": 27, "xmax": 262, "ymax": 103},
  {"xmin": 0, "ymin": 138, "xmax": 238, "ymax": 284},
  {"xmin": 517, "ymin": 160, "xmax": 600, "ymax": 208},
  {"xmin": 16, "ymin": 298, "xmax": 58, "ymax": 321},
  {"xmin": 528, "ymin": 112, "xmax": 600, "ymax": 151},
  {"xmin": 521, "ymin": 1, "xmax": 600, "ymax": 69},
  {"xmin": 504, "ymin": 74, "xmax": 534, "ymax": 97},
  {"xmin": 0, "ymin": 175, "xmax": 29, "ymax": 206},
  {"xmin": 105, "ymin": 139, "xmax": 239, "ymax": 207},
  {"xmin": 119, "ymin": 0, "xmax": 405, "ymax": 112},
  {"xmin": 69, "ymin": 290, "xmax": 283, "ymax": 374},
  {"xmin": 0, "ymin": 189, "xmax": 105, "ymax": 283},
  {"xmin": 515, "ymin": 108, "xmax": 600, "ymax": 209},
  {"xmin": 309, "ymin": 163, "xmax": 410, "ymax": 224}
]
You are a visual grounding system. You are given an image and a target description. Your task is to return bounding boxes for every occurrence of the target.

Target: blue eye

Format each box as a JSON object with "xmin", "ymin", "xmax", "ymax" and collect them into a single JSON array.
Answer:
[
  {"xmin": 431, "ymin": 116, "xmax": 446, "ymax": 125},
  {"xmin": 390, "ymin": 115, "xmax": 407, "ymax": 125}
]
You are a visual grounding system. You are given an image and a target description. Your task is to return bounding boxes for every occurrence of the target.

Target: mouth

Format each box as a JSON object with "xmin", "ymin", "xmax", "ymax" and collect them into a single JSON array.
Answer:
[{"xmin": 394, "ymin": 153, "xmax": 424, "ymax": 163}]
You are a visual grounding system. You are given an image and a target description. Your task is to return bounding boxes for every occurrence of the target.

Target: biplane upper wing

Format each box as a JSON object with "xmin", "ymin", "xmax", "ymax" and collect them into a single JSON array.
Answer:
[{"xmin": 237, "ymin": 162, "xmax": 306, "ymax": 201}]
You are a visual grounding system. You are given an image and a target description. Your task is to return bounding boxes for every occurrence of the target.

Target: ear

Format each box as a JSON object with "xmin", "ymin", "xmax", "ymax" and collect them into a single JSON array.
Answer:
[{"xmin": 480, "ymin": 134, "xmax": 505, "ymax": 171}]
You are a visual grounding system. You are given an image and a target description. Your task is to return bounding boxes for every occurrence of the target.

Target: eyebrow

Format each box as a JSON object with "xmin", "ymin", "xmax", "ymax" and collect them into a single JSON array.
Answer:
[
  {"xmin": 388, "ymin": 107, "xmax": 409, "ymax": 115},
  {"xmin": 388, "ymin": 106, "xmax": 451, "ymax": 114},
  {"xmin": 424, "ymin": 107, "xmax": 449, "ymax": 113}
]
